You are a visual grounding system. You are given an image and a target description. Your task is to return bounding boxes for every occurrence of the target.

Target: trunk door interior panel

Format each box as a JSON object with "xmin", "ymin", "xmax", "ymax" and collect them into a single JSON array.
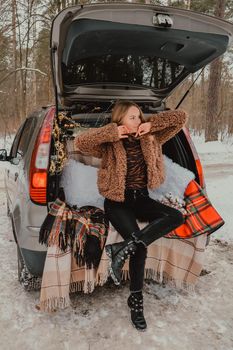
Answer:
[{"xmin": 50, "ymin": 3, "xmax": 233, "ymax": 106}]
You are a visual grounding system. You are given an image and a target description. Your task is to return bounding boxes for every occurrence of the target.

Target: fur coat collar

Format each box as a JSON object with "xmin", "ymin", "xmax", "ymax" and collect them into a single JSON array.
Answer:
[{"xmin": 74, "ymin": 110, "xmax": 187, "ymax": 202}]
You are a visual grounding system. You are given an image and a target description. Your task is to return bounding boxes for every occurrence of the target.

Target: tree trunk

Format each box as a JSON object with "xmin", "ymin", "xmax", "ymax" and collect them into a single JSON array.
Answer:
[
  {"xmin": 12, "ymin": 0, "xmax": 19, "ymax": 127},
  {"xmin": 32, "ymin": 5, "xmax": 37, "ymax": 111},
  {"xmin": 56, "ymin": 1, "xmax": 62, "ymax": 12},
  {"xmin": 205, "ymin": 0, "xmax": 226, "ymax": 142},
  {"xmin": 186, "ymin": 0, "xmax": 191, "ymax": 10},
  {"xmin": 16, "ymin": 2, "xmax": 25, "ymax": 124},
  {"xmin": 200, "ymin": 68, "xmax": 206, "ymax": 132}
]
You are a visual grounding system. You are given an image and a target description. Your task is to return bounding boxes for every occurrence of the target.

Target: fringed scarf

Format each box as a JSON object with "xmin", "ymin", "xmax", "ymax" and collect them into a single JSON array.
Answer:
[{"xmin": 39, "ymin": 198, "xmax": 109, "ymax": 268}]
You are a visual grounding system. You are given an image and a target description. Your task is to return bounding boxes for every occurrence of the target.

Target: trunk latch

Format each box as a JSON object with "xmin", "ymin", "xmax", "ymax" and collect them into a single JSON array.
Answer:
[{"xmin": 153, "ymin": 14, "xmax": 173, "ymax": 28}]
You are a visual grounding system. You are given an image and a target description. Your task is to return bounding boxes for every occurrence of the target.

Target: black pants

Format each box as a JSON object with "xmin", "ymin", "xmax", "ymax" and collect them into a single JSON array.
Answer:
[{"xmin": 104, "ymin": 188, "xmax": 184, "ymax": 292}]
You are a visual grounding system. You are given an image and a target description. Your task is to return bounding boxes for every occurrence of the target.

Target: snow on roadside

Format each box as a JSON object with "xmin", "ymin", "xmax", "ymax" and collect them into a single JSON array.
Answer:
[
  {"xmin": 0, "ymin": 134, "xmax": 14, "ymax": 153},
  {"xmin": 190, "ymin": 133, "xmax": 233, "ymax": 242},
  {"xmin": 190, "ymin": 133, "xmax": 233, "ymax": 165}
]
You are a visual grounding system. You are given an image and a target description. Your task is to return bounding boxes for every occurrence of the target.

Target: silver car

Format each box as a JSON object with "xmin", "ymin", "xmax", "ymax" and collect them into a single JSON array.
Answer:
[{"xmin": 0, "ymin": 3, "xmax": 232, "ymax": 290}]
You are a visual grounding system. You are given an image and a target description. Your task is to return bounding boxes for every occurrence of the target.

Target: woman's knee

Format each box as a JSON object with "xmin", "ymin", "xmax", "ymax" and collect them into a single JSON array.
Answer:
[{"xmin": 172, "ymin": 209, "xmax": 185, "ymax": 226}]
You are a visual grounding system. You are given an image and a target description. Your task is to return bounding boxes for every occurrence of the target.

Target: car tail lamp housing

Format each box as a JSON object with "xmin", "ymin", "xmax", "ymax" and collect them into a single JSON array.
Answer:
[
  {"xmin": 183, "ymin": 126, "xmax": 205, "ymax": 189},
  {"xmin": 194, "ymin": 158, "xmax": 204, "ymax": 188},
  {"xmin": 29, "ymin": 108, "xmax": 55, "ymax": 204}
]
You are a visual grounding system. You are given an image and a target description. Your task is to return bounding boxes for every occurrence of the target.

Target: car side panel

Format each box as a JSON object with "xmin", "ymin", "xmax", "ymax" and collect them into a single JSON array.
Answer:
[{"xmin": 5, "ymin": 110, "xmax": 49, "ymax": 274}]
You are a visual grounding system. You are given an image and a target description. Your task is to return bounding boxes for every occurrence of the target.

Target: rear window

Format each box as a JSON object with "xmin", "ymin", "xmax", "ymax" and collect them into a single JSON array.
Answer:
[{"xmin": 62, "ymin": 54, "xmax": 185, "ymax": 89}]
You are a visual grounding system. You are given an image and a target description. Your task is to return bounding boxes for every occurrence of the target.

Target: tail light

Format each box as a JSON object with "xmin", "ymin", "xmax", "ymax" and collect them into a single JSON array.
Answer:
[
  {"xmin": 29, "ymin": 108, "xmax": 55, "ymax": 204},
  {"xmin": 195, "ymin": 158, "xmax": 205, "ymax": 189},
  {"xmin": 183, "ymin": 126, "xmax": 205, "ymax": 189}
]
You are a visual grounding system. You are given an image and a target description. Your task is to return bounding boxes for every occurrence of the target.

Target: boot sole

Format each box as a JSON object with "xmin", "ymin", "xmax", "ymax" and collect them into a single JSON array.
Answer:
[
  {"xmin": 105, "ymin": 245, "xmax": 121, "ymax": 286},
  {"xmin": 130, "ymin": 320, "xmax": 147, "ymax": 332},
  {"xmin": 127, "ymin": 302, "xmax": 147, "ymax": 332}
]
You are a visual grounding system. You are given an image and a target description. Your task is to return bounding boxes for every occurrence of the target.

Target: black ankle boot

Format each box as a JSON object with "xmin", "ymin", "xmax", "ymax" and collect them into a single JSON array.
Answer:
[
  {"xmin": 127, "ymin": 292, "xmax": 147, "ymax": 331},
  {"xmin": 105, "ymin": 240, "xmax": 137, "ymax": 285}
]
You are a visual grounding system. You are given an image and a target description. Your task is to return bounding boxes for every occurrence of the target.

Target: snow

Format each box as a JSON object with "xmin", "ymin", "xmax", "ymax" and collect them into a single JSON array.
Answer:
[
  {"xmin": 0, "ymin": 133, "xmax": 233, "ymax": 350},
  {"xmin": 0, "ymin": 134, "xmax": 14, "ymax": 153},
  {"xmin": 191, "ymin": 133, "xmax": 233, "ymax": 165},
  {"xmin": 190, "ymin": 133, "xmax": 233, "ymax": 243}
]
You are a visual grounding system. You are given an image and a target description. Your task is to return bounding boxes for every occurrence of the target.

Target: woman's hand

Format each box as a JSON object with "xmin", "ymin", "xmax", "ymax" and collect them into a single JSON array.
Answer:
[
  {"xmin": 117, "ymin": 125, "xmax": 129, "ymax": 139},
  {"xmin": 135, "ymin": 122, "xmax": 152, "ymax": 137}
]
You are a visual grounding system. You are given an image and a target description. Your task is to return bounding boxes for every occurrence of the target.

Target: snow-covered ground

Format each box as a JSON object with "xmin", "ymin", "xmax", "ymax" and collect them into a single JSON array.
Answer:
[
  {"xmin": 0, "ymin": 134, "xmax": 232, "ymax": 350},
  {"xmin": 191, "ymin": 134, "xmax": 233, "ymax": 243}
]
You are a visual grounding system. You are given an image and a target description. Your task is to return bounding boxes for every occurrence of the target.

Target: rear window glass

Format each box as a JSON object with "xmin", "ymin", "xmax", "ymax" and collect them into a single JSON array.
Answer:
[
  {"xmin": 62, "ymin": 54, "xmax": 185, "ymax": 89},
  {"xmin": 17, "ymin": 118, "xmax": 35, "ymax": 158}
]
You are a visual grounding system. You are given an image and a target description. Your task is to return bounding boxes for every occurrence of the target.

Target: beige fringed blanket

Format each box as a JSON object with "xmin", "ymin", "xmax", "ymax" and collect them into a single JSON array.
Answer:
[
  {"xmin": 39, "ymin": 223, "xmax": 207, "ymax": 312},
  {"xmin": 39, "ymin": 143, "xmax": 213, "ymax": 312}
]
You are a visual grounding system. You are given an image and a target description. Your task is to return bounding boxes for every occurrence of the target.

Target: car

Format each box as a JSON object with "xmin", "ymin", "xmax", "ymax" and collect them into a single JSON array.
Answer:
[{"xmin": 0, "ymin": 3, "xmax": 232, "ymax": 290}]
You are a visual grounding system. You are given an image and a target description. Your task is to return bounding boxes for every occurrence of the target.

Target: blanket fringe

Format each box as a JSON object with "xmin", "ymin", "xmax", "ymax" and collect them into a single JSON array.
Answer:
[
  {"xmin": 70, "ymin": 278, "xmax": 96, "ymax": 294},
  {"xmin": 70, "ymin": 280, "xmax": 85, "ymax": 293},
  {"xmin": 144, "ymin": 268, "xmax": 195, "ymax": 293},
  {"xmin": 95, "ymin": 271, "xmax": 109, "ymax": 287},
  {"xmin": 78, "ymin": 267, "xmax": 196, "ymax": 294},
  {"xmin": 84, "ymin": 280, "xmax": 96, "ymax": 294},
  {"xmin": 40, "ymin": 267, "xmax": 196, "ymax": 312},
  {"xmin": 39, "ymin": 296, "xmax": 70, "ymax": 312},
  {"xmin": 122, "ymin": 268, "xmax": 130, "ymax": 281}
]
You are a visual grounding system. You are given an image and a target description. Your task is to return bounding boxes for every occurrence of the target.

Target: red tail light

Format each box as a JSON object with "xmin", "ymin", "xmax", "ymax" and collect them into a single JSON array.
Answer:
[
  {"xmin": 195, "ymin": 158, "xmax": 205, "ymax": 189},
  {"xmin": 29, "ymin": 108, "xmax": 55, "ymax": 204},
  {"xmin": 183, "ymin": 126, "xmax": 205, "ymax": 189}
]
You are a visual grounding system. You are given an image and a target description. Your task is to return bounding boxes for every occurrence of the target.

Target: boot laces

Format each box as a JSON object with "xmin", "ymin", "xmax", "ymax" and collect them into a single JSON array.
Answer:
[
  {"xmin": 129, "ymin": 294, "xmax": 143, "ymax": 312},
  {"xmin": 117, "ymin": 243, "xmax": 136, "ymax": 262}
]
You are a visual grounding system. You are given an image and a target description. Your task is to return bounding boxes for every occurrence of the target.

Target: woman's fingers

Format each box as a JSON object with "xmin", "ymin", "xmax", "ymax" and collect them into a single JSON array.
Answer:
[
  {"xmin": 121, "ymin": 126, "xmax": 129, "ymax": 135},
  {"xmin": 117, "ymin": 125, "xmax": 129, "ymax": 138},
  {"xmin": 136, "ymin": 122, "xmax": 152, "ymax": 136},
  {"xmin": 136, "ymin": 125, "xmax": 145, "ymax": 137}
]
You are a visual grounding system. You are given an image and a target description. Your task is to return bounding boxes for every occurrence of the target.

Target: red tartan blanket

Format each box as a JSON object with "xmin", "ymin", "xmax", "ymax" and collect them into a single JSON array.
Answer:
[{"xmin": 165, "ymin": 179, "xmax": 224, "ymax": 239}]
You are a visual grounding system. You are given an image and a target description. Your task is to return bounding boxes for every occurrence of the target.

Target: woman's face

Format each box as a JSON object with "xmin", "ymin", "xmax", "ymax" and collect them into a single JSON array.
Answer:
[{"xmin": 121, "ymin": 106, "xmax": 142, "ymax": 133}]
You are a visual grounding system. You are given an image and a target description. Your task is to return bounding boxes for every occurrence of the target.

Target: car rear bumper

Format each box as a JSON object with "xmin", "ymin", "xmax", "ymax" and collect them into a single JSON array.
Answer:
[
  {"xmin": 19, "ymin": 226, "xmax": 48, "ymax": 252},
  {"xmin": 21, "ymin": 248, "xmax": 46, "ymax": 276}
]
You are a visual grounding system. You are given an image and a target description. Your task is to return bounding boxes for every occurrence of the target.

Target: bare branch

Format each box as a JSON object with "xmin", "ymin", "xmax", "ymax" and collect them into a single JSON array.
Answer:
[{"xmin": 0, "ymin": 67, "xmax": 47, "ymax": 86}]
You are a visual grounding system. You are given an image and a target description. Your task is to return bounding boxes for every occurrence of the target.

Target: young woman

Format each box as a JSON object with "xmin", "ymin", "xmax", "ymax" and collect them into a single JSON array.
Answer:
[{"xmin": 74, "ymin": 100, "xmax": 187, "ymax": 331}]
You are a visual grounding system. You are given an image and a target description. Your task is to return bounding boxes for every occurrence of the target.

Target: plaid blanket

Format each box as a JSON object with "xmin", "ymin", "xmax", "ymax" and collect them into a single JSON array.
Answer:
[
  {"xmin": 39, "ymin": 179, "xmax": 223, "ymax": 312},
  {"xmin": 39, "ymin": 245, "xmax": 92, "ymax": 312},
  {"xmin": 97, "ymin": 227, "xmax": 208, "ymax": 290},
  {"xmin": 39, "ymin": 228, "xmax": 207, "ymax": 312},
  {"xmin": 39, "ymin": 199, "xmax": 109, "ymax": 267},
  {"xmin": 165, "ymin": 180, "xmax": 224, "ymax": 239}
]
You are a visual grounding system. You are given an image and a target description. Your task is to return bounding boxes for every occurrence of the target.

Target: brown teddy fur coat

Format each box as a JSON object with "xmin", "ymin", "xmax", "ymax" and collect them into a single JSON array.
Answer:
[{"xmin": 74, "ymin": 110, "xmax": 188, "ymax": 202}]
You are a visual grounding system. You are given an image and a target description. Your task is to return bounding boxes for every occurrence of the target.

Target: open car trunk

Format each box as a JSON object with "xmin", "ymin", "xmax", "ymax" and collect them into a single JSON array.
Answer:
[
  {"xmin": 50, "ymin": 3, "xmax": 233, "ymax": 107},
  {"xmin": 47, "ymin": 3, "xmax": 233, "ymax": 201}
]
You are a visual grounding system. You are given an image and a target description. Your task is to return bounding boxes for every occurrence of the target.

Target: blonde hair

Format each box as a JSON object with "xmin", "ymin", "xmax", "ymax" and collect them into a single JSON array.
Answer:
[{"xmin": 111, "ymin": 100, "xmax": 145, "ymax": 125}]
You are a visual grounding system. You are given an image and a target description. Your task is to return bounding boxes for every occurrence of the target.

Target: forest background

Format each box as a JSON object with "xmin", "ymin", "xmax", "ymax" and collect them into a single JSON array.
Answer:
[{"xmin": 0, "ymin": 0, "xmax": 233, "ymax": 142}]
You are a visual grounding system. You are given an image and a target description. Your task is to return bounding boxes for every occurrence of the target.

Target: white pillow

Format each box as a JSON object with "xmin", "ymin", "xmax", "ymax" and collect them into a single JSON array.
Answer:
[
  {"xmin": 149, "ymin": 155, "xmax": 195, "ymax": 200},
  {"xmin": 60, "ymin": 159, "xmax": 104, "ymax": 208},
  {"xmin": 61, "ymin": 156, "xmax": 195, "ymax": 209}
]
